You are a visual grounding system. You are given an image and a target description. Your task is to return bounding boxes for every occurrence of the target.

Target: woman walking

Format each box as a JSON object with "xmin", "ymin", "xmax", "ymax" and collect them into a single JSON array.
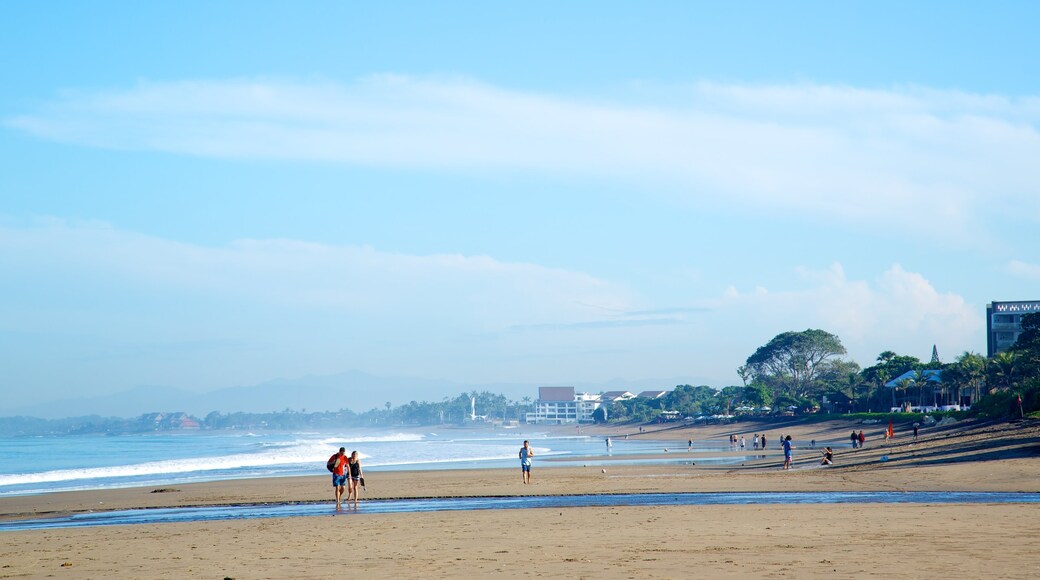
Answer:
[{"xmin": 346, "ymin": 450, "xmax": 364, "ymax": 508}]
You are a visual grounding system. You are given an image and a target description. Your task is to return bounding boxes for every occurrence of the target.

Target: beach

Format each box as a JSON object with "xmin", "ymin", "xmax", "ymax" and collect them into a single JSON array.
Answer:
[{"xmin": 2, "ymin": 419, "xmax": 1039, "ymax": 578}]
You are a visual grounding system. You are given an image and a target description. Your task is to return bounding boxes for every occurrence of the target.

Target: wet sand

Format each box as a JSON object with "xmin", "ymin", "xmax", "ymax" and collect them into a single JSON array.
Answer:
[{"xmin": 1, "ymin": 418, "xmax": 1038, "ymax": 578}]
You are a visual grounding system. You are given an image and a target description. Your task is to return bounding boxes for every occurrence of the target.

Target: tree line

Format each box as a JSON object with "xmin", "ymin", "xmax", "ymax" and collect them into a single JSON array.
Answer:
[
  {"xmin": 3, "ymin": 314, "xmax": 1037, "ymax": 436},
  {"xmin": 732, "ymin": 313, "xmax": 1040, "ymax": 418}
]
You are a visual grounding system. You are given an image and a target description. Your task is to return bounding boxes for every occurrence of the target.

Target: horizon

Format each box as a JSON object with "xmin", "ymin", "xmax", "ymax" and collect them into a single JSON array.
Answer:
[{"xmin": 2, "ymin": 3, "xmax": 1039, "ymax": 417}]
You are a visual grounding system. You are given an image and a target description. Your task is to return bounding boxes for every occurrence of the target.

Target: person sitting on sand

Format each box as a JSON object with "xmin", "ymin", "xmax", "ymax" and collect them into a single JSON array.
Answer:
[{"xmin": 820, "ymin": 447, "xmax": 833, "ymax": 466}]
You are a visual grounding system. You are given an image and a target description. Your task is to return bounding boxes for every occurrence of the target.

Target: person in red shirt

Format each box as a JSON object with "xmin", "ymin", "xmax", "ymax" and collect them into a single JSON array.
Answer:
[{"xmin": 331, "ymin": 447, "xmax": 349, "ymax": 510}]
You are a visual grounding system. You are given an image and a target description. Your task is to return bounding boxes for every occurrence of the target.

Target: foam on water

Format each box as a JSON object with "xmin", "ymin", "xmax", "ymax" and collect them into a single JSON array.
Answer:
[{"xmin": 0, "ymin": 430, "xmax": 745, "ymax": 497}]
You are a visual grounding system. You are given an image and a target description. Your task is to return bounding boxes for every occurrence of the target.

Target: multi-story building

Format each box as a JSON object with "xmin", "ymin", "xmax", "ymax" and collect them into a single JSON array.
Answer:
[
  {"xmin": 525, "ymin": 386, "xmax": 602, "ymax": 424},
  {"xmin": 987, "ymin": 300, "xmax": 1040, "ymax": 357}
]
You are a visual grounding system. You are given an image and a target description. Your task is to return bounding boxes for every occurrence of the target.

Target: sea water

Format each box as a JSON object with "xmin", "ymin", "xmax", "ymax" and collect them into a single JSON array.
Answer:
[
  {"xmin": 0, "ymin": 429, "xmax": 745, "ymax": 497},
  {"xmin": 6, "ymin": 491, "xmax": 1040, "ymax": 531}
]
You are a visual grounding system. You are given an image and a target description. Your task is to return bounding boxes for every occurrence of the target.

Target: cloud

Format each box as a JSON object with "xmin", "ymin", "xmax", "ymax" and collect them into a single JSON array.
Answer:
[
  {"xmin": 8, "ymin": 76, "xmax": 1040, "ymax": 237},
  {"xmin": 0, "ymin": 220, "xmax": 989, "ymax": 393},
  {"xmin": 1007, "ymin": 259, "xmax": 1040, "ymax": 280},
  {"xmin": 715, "ymin": 262, "xmax": 983, "ymax": 364},
  {"xmin": 0, "ymin": 219, "xmax": 636, "ymax": 336}
]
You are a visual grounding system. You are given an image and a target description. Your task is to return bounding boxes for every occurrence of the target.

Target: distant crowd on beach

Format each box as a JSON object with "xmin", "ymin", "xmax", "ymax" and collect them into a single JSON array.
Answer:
[{"xmin": 328, "ymin": 423, "xmax": 924, "ymax": 508}]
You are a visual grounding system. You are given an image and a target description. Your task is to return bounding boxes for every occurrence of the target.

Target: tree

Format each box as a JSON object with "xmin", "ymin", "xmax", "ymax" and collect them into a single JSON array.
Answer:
[
  {"xmin": 912, "ymin": 369, "xmax": 935, "ymax": 407},
  {"xmin": 736, "ymin": 365, "xmax": 752, "ymax": 387},
  {"xmin": 988, "ymin": 351, "xmax": 1018, "ymax": 392},
  {"xmin": 1011, "ymin": 312, "xmax": 1040, "ymax": 380},
  {"xmin": 860, "ymin": 351, "xmax": 923, "ymax": 411},
  {"xmin": 745, "ymin": 329, "xmax": 847, "ymax": 399}
]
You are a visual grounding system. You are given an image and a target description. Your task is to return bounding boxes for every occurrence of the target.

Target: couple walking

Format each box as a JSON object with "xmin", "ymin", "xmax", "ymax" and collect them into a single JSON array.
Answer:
[{"xmin": 330, "ymin": 447, "xmax": 364, "ymax": 510}]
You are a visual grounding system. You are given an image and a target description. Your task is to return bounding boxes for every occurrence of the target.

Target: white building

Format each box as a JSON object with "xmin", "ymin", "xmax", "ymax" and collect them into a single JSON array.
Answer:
[{"xmin": 525, "ymin": 386, "xmax": 602, "ymax": 424}]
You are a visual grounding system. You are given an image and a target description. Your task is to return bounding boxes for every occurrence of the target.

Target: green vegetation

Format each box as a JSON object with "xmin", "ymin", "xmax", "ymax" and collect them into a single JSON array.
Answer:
[
  {"xmin": 0, "ymin": 391, "xmax": 534, "ymax": 437},
  {"xmin": 5, "ymin": 314, "xmax": 1039, "ymax": 434},
  {"xmin": 714, "ymin": 314, "xmax": 1040, "ymax": 421}
]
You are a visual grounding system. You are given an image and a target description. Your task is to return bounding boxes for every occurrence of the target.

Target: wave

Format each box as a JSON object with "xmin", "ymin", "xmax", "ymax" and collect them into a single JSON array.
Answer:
[{"xmin": 0, "ymin": 442, "xmax": 340, "ymax": 487}]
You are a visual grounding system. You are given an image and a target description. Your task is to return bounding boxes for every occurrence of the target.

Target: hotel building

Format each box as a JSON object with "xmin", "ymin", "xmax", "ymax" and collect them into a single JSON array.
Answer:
[
  {"xmin": 986, "ymin": 300, "xmax": 1040, "ymax": 356},
  {"xmin": 525, "ymin": 386, "xmax": 602, "ymax": 424}
]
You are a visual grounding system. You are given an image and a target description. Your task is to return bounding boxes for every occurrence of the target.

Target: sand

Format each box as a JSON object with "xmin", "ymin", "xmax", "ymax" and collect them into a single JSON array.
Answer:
[{"xmin": 2, "ymin": 418, "xmax": 1038, "ymax": 578}]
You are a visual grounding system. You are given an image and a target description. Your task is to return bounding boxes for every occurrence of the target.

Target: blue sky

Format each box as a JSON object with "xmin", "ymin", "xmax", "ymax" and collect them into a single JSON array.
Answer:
[{"xmin": 2, "ymin": 2, "xmax": 1039, "ymax": 412}]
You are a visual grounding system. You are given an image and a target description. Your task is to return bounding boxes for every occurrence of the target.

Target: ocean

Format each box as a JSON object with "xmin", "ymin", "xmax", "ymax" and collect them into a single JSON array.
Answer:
[{"xmin": 0, "ymin": 428, "xmax": 743, "ymax": 497}]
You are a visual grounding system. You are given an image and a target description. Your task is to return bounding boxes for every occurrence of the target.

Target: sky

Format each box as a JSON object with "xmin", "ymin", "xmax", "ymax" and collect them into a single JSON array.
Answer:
[{"xmin": 2, "ymin": 2, "xmax": 1039, "ymax": 414}]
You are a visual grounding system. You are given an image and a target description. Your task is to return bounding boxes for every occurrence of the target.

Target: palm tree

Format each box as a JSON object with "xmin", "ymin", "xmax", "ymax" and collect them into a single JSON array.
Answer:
[
  {"xmin": 874, "ymin": 369, "xmax": 890, "ymax": 413},
  {"xmin": 989, "ymin": 351, "xmax": 1018, "ymax": 392},
  {"xmin": 913, "ymin": 369, "xmax": 936, "ymax": 407},
  {"xmin": 897, "ymin": 378, "xmax": 914, "ymax": 410},
  {"xmin": 953, "ymin": 351, "xmax": 986, "ymax": 407}
]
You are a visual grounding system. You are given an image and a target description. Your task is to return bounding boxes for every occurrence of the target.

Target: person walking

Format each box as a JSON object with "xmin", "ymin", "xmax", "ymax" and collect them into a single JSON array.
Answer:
[
  {"xmin": 520, "ymin": 440, "xmax": 534, "ymax": 484},
  {"xmin": 850, "ymin": 431, "xmax": 859, "ymax": 449},
  {"xmin": 739, "ymin": 435, "xmax": 746, "ymax": 449},
  {"xmin": 858, "ymin": 430, "xmax": 866, "ymax": 448},
  {"xmin": 760, "ymin": 433, "xmax": 767, "ymax": 450},
  {"xmin": 782, "ymin": 435, "xmax": 794, "ymax": 470},
  {"xmin": 346, "ymin": 450, "xmax": 363, "ymax": 508},
  {"xmin": 913, "ymin": 424, "xmax": 919, "ymax": 441},
  {"xmin": 330, "ymin": 447, "xmax": 348, "ymax": 510}
]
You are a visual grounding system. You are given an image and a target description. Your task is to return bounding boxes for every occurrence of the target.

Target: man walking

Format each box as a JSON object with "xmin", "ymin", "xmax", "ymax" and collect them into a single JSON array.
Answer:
[
  {"xmin": 331, "ymin": 447, "xmax": 348, "ymax": 510},
  {"xmin": 520, "ymin": 440, "xmax": 534, "ymax": 484}
]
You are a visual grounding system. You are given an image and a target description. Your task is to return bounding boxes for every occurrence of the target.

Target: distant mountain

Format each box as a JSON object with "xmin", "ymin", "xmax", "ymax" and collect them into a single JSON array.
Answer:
[
  {"xmin": 5, "ymin": 384, "xmax": 203, "ymax": 420},
  {"xmin": 3, "ymin": 371, "xmax": 714, "ymax": 420}
]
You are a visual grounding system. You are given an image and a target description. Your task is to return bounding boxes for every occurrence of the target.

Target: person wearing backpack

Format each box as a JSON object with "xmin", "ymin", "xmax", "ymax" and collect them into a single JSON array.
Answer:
[{"xmin": 328, "ymin": 447, "xmax": 349, "ymax": 510}]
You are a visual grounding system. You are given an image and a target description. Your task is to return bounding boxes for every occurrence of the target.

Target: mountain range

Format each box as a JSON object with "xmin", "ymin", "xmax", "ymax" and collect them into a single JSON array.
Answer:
[{"xmin": 4, "ymin": 370, "xmax": 714, "ymax": 419}]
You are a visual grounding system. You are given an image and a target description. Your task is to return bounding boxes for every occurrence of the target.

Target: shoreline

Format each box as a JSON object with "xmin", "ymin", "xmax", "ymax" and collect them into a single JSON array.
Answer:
[
  {"xmin": 1, "ymin": 418, "xmax": 1038, "ymax": 578},
  {"xmin": 3, "ymin": 417, "xmax": 1038, "ymax": 522}
]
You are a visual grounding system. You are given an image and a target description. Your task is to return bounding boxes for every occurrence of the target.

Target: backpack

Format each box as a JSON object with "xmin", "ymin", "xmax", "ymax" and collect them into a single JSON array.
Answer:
[{"xmin": 326, "ymin": 454, "xmax": 340, "ymax": 473}]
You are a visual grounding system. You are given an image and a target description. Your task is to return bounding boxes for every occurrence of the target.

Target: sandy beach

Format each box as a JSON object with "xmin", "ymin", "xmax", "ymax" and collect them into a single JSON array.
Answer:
[{"xmin": 2, "ymin": 418, "xmax": 1039, "ymax": 578}]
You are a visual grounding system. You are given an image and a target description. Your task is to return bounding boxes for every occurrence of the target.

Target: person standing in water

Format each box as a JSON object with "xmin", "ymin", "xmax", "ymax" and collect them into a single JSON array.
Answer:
[
  {"xmin": 782, "ymin": 435, "xmax": 794, "ymax": 470},
  {"xmin": 346, "ymin": 450, "xmax": 363, "ymax": 508},
  {"xmin": 330, "ymin": 447, "xmax": 348, "ymax": 510},
  {"xmin": 520, "ymin": 440, "xmax": 534, "ymax": 484}
]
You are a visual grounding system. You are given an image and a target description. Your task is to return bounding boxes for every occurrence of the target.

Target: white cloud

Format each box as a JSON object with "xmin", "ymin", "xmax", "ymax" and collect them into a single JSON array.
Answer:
[
  {"xmin": 715, "ymin": 263, "xmax": 983, "ymax": 365},
  {"xmin": 0, "ymin": 221, "xmax": 990, "ymax": 392},
  {"xmin": 8, "ymin": 77, "xmax": 1040, "ymax": 237},
  {"xmin": 0, "ymin": 220, "xmax": 634, "ymax": 335},
  {"xmin": 1008, "ymin": 260, "xmax": 1040, "ymax": 280}
]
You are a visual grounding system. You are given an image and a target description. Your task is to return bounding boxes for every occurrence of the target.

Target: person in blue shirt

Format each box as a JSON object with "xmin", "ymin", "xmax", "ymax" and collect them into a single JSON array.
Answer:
[{"xmin": 782, "ymin": 435, "xmax": 794, "ymax": 470}]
